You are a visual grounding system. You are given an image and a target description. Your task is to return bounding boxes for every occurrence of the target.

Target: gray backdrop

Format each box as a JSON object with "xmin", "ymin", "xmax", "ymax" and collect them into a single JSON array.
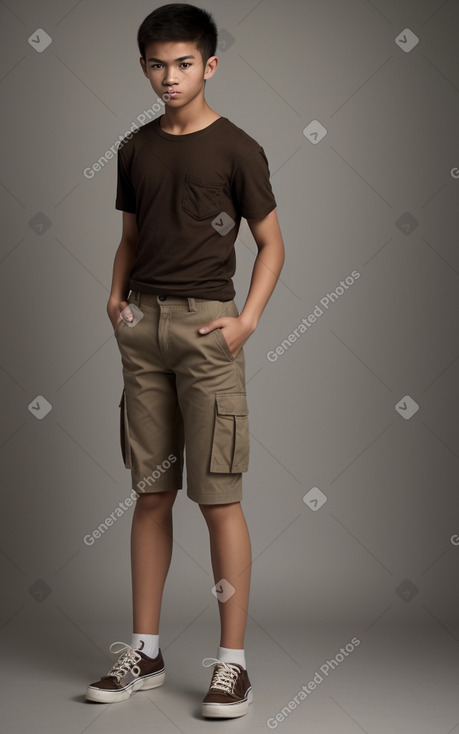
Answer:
[{"xmin": 1, "ymin": 1, "xmax": 459, "ymax": 732}]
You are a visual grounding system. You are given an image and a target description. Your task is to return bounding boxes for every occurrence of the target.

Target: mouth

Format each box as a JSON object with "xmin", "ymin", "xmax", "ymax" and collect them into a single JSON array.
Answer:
[{"xmin": 165, "ymin": 90, "xmax": 179, "ymax": 97}]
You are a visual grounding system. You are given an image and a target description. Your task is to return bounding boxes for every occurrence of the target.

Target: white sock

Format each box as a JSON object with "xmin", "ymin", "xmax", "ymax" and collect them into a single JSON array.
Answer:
[
  {"xmin": 217, "ymin": 645, "xmax": 246, "ymax": 670},
  {"xmin": 131, "ymin": 633, "xmax": 159, "ymax": 659}
]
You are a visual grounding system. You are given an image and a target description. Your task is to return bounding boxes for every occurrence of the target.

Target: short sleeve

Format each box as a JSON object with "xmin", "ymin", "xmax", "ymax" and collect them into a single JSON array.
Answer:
[
  {"xmin": 232, "ymin": 147, "xmax": 277, "ymax": 220},
  {"xmin": 115, "ymin": 146, "xmax": 136, "ymax": 213}
]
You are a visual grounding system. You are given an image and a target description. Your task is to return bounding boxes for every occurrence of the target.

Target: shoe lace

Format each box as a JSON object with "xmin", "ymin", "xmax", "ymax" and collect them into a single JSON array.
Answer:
[
  {"xmin": 106, "ymin": 641, "xmax": 142, "ymax": 682},
  {"xmin": 202, "ymin": 658, "xmax": 240, "ymax": 694}
]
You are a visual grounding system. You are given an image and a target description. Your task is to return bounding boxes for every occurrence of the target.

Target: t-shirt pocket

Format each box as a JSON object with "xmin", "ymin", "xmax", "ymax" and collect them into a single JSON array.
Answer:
[{"xmin": 182, "ymin": 173, "xmax": 225, "ymax": 220}]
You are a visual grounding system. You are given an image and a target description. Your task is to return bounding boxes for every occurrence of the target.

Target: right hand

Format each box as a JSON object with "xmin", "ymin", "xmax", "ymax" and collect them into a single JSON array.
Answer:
[{"xmin": 107, "ymin": 297, "xmax": 134, "ymax": 332}]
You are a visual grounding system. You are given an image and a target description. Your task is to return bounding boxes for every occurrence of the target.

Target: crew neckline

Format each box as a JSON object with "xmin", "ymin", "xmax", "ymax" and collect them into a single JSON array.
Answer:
[{"xmin": 153, "ymin": 115, "xmax": 226, "ymax": 140}]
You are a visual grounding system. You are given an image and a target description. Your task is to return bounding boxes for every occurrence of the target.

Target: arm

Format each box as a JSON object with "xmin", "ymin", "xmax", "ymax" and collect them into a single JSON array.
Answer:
[
  {"xmin": 107, "ymin": 211, "xmax": 138, "ymax": 330},
  {"xmin": 198, "ymin": 208, "xmax": 285, "ymax": 356}
]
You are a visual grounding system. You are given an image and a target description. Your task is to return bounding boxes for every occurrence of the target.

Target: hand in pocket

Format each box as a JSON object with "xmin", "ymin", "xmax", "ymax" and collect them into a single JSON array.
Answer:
[{"xmin": 108, "ymin": 299, "xmax": 132, "ymax": 332}]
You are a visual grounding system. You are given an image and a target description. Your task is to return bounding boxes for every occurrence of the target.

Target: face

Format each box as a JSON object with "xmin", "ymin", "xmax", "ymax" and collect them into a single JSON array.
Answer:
[{"xmin": 140, "ymin": 41, "xmax": 218, "ymax": 107}]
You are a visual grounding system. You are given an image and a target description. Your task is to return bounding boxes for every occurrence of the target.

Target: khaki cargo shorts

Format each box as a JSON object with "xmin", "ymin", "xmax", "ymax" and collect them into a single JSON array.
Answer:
[{"xmin": 114, "ymin": 291, "xmax": 249, "ymax": 504}]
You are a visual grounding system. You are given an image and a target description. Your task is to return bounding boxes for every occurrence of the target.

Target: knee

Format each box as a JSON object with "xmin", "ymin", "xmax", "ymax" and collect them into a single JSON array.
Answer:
[
  {"xmin": 136, "ymin": 490, "xmax": 178, "ymax": 516},
  {"xmin": 199, "ymin": 501, "xmax": 240, "ymax": 527}
]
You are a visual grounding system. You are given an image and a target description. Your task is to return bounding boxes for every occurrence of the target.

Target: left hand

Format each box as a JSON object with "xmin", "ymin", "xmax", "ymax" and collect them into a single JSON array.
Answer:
[{"xmin": 199, "ymin": 316, "xmax": 256, "ymax": 358}]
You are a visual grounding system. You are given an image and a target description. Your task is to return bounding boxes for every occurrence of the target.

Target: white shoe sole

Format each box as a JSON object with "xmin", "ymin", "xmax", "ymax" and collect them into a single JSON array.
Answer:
[
  {"xmin": 202, "ymin": 688, "xmax": 253, "ymax": 718},
  {"xmin": 85, "ymin": 670, "xmax": 165, "ymax": 703}
]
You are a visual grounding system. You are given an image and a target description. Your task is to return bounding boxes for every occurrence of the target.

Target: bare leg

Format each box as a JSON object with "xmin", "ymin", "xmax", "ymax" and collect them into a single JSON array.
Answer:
[
  {"xmin": 130, "ymin": 490, "xmax": 178, "ymax": 634},
  {"xmin": 199, "ymin": 501, "xmax": 252, "ymax": 649}
]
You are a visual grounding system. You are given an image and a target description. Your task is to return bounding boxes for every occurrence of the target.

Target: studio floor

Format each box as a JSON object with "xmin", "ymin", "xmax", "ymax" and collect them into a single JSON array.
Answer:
[{"xmin": 1, "ymin": 618, "xmax": 458, "ymax": 734}]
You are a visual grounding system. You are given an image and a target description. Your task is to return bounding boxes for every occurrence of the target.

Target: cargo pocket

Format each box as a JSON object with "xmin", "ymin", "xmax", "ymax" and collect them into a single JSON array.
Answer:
[
  {"xmin": 118, "ymin": 387, "xmax": 132, "ymax": 469},
  {"xmin": 182, "ymin": 173, "xmax": 224, "ymax": 220},
  {"xmin": 210, "ymin": 393, "xmax": 249, "ymax": 473}
]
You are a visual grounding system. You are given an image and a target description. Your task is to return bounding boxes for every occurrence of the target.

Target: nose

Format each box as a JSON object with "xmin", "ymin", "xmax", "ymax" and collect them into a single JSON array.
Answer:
[{"xmin": 162, "ymin": 67, "xmax": 178, "ymax": 86}]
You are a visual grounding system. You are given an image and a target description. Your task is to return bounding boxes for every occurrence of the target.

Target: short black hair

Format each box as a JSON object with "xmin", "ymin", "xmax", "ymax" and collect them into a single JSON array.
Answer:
[{"xmin": 137, "ymin": 4, "xmax": 218, "ymax": 66}]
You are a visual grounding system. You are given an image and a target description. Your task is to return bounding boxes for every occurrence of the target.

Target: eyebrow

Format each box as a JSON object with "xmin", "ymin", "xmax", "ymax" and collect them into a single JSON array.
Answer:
[{"xmin": 147, "ymin": 55, "xmax": 196, "ymax": 63}]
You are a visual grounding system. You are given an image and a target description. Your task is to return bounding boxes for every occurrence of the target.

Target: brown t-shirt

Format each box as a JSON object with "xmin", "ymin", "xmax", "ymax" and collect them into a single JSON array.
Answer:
[{"xmin": 115, "ymin": 115, "xmax": 277, "ymax": 300}]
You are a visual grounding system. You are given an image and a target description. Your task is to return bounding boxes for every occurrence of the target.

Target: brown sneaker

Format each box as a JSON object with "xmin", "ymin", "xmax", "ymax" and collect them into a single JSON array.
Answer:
[
  {"xmin": 201, "ymin": 658, "xmax": 253, "ymax": 718},
  {"xmin": 85, "ymin": 641, "xmax": 165, "ymax": 703}
]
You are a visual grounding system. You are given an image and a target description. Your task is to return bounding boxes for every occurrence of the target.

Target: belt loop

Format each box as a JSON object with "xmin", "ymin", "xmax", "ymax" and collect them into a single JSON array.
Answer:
[
  {"xmin": 187, "ymin": 297, "xmax": 197, "ymax": 312},
  {"xmin": 130, "ymin": 291, "xmax": 140, "ymax": 307}
]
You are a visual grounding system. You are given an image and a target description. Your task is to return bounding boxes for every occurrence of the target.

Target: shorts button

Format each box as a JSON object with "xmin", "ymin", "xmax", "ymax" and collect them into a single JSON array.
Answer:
[{"xmin": 158, "ymin": 295, "xmax": 167, "ymax": 301}]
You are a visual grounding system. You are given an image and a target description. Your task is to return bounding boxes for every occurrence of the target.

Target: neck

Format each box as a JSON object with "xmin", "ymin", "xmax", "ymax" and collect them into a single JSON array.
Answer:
[{"xmin": 160, "ymin": 98, "xmax": 219, "ymax": 135}]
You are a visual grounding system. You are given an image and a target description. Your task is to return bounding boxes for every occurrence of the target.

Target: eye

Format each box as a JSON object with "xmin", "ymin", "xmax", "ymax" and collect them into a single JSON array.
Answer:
[
  {"xmin": 150, "ymin": 63, "xmax": 163, "ymax": 69},
  {"xmin": 180, "ymin": 63, "xmax": 191, "ymax": 69}
]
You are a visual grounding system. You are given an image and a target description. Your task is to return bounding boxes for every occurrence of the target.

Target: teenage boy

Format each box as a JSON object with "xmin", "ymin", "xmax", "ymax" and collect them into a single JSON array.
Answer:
[{"xmin": 85, "ymin": 3, "xmax": 285, "ymax": 719}]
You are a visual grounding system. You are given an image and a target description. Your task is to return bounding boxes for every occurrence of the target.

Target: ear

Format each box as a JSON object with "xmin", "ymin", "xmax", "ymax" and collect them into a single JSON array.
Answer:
[
  {"xmin": 204, "ymin": 55, "xmax": 219, "ymax": 80},
  {"xmin": 139, "ymin": 57, "xmax": 149, "ymax": 79}
]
